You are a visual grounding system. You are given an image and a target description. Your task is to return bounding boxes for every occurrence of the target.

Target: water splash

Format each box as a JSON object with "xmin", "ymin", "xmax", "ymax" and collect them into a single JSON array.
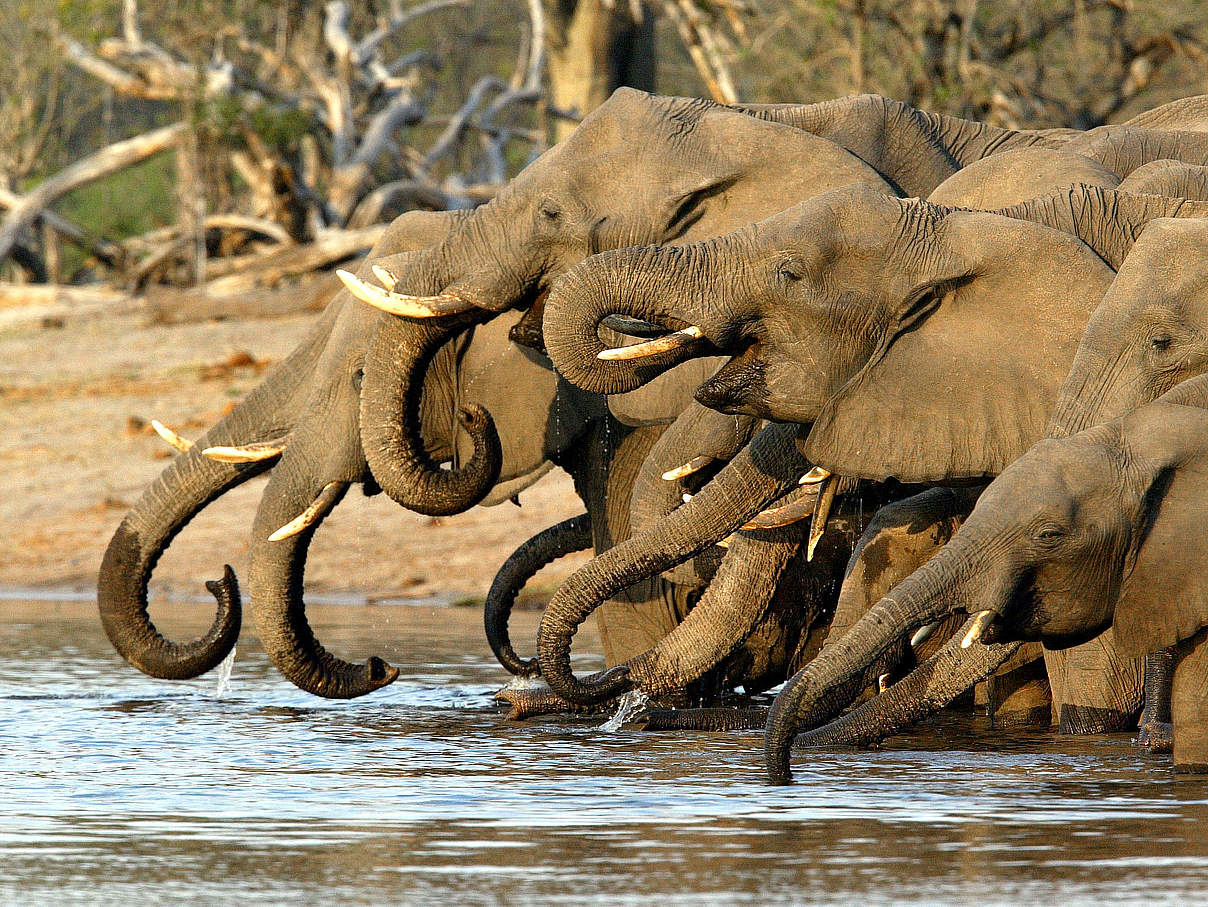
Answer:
[
  {"xmin": 599, "ymin": 689, "xmax": 650, "ymax": 733},
  {"xmin": 213, "ymin": 647, "xmax": 236, "ymax": 698},
  {"xmin": 501, "ymin": 673, "xmax": 549, "ymax": 693}
]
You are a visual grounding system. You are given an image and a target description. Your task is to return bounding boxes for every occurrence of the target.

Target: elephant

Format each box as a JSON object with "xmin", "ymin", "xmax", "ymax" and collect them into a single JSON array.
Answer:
[
  {"xmin": 349, "ymin": 90, "xmax": 1208, "ymax": 530},
  {"xmin": 767, "ymin": 373, "xmax": 1208, "ymax": 779},
  {"xmin": 537, "ymin": 185, "xmax": 1208, "ymax": 716},
  {"xmin": 101, "ymin": 208, "xmax": 707, "ymax": 698}
]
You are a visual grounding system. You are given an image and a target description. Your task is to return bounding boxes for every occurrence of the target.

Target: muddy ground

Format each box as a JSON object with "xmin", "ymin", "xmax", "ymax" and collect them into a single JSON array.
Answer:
[{"xmin": 0, "ymin": 297, "xmax": 589, "ymax": 610}]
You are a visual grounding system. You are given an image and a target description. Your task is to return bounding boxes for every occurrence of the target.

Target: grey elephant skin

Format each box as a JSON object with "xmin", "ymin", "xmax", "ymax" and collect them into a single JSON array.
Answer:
[
  {"xmin": 772, "ymin": 374, "xmax": 1208, "ymax": 778},
  {"xmin": 96, "ymin": 209, "xmax": 632, "ymax": 698},
  {"xmin": 539, "ymin": 185, "xmax": 1208, "ymax": 719}
]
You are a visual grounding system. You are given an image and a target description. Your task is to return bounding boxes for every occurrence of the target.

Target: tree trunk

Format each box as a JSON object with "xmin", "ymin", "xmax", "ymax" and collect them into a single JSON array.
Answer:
[{"xmin": 545, "ymin": 0, "xmax": 656, "ymax": 143}]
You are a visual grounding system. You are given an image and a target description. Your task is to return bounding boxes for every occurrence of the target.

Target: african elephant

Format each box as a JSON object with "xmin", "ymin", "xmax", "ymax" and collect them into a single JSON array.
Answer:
[
  {"xmin": 99, "ymin": 208, "xmax": 670, "ymax": 698},
  {"xmin": 538, "ymin": 185, "xmax": 1208, "ymax": 714},
  {"xmin": 768, "ymin": 374, "xmax": 1208, "ymax": 779}
]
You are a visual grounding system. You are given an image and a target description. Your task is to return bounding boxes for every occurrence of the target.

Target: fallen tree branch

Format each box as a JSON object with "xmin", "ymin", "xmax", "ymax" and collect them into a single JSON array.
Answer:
[{"xmin": 0, "ymin": 122, "xmax": 187, "ymax": 265}]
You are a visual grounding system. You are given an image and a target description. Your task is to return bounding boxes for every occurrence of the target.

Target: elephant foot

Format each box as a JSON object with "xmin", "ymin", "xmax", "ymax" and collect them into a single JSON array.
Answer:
[
  {"xmin": 638, "ymin": 706, "xmax": 768, "ymax": 732},
  {"xmin": 493, "ymin": 685, "xmax": 607, "ymax": 720},
  {"xmin": 1137, "ymin": 720, "xmax": 1174, "ymax": 753},
  {"xmin": 1058, "ymin": 704, "xmax": 1139, "ymax": 735}
]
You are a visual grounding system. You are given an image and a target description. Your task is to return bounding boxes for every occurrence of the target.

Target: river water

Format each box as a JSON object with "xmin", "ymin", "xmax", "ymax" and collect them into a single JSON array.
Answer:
[{"xmin": 3, "ymin": 599, "xmax": 1207, "ymax": 905}]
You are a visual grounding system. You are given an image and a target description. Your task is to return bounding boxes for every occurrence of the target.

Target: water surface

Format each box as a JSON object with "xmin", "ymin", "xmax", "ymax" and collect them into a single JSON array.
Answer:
[{"xmin": 3, "ymin": 600, "xmax": 1206, "ymax": 905}]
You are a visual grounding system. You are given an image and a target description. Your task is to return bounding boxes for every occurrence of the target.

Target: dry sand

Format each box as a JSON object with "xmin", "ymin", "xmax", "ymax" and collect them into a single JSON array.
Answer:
[{"xmin": 0, "ymin": 299, "xmax": 590, "ymax": 611}]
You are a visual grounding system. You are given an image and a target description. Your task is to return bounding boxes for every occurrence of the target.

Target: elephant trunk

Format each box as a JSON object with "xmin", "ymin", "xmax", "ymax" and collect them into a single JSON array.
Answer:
[
  {"xmin": 97, "ymin": 328, "xmax": 324, "ymax": 679},
  {"xmin": 622, "ymin": 520, "xmax": 806, "ymax": 698},
  {"xmin": 544, "ymin": 242, "xmax": 736, "ymax": 396},
  {"xmin": 795, "ymin": 632, "xmax": 1023, "ymax": 749},
  {"xmin": 537, "ymin": 422, "xmax": 806, "ymax": 705},
  {"xmin": 248, "ymin": 447, "xmax": 398, "ymax": 699},
  {"xmin": 484, "ymin": 512, "xmax": 593, "ymax": 676},
  {"xmin": 764, "ymin": 536, "xmax": 977, "ymax": 784},
  {"xmin": 360, "ymin": 311, "xmax": 502, "ymax": 516}
]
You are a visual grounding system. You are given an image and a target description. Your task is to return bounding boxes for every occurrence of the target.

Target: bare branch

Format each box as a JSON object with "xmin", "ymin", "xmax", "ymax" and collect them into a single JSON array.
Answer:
[{"xmin": 0, "ymin": 123, "xmax": 187, "ymax": 265}]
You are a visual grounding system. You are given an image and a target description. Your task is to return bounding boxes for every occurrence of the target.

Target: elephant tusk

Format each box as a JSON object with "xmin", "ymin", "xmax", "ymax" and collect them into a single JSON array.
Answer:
[
  {"xmin": 910, "ymin": 620, "xmax": 942, "ymax": 648},
  {"xmin": 336, "ymin": 269, "xmax": 473, "ymax": 318},
  {"xmin": 662, "ymin": 455, "xmax": 715, "ymax": 482},
  {"xmin": 202, "ymin": 437, "xmax": 288, "ymax": 464},
  {"xmin": 716, "ymin": 535, "xmax": 732, "ymax": 549},
  {"xmin": 597, "ymin": 325, "xmax": 704, "ymax": 361},
  {"xmin": 601, "ymin": 314, "xmax": 668, "ymax": 337},
  {"xmin": 742, "ymin": 486, "xmax": 820, "ymax": 531},
  {"xmin": 799, "ymin": 466, "xmax": 831, "ymax": 485},
  {"xmin": 682, "ymin": 493, "xmax": 694, "ymax": 504},
  {"xmin": 961, "ymin": 610, "xmax": 997, "ymax": 649},
  {"xmin": 370, "ymin": 264, "xmax": 399, "ymax": 288},
  {"xmin": 151, "ymin": 420, "xmax": 193, "ymax": 452},
  {"xmin": 877, "ymin": 673, "xmax": 892, "ymax": 693},
  {"xmin": 806, "ymin": 474, "xmax": 837, "ymax": 561},
  {"xmin": 268, "ymin": 482, "xmax": 346, "ymax": 542}
]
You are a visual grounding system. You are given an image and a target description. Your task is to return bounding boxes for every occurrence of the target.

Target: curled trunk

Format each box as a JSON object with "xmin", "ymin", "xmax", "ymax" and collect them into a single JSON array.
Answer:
[
  {"xmin": 537, "ymin": 422, "xmax": 805, "ymax": 704},
  {"xmin": 544, "ymin": 243, "xmax": 734, "ymax": 396},
  {"xmin": 248, "ymin": 447, "xmax": 398, "ymax": 699},
  {"xmin": 97, "ymin": 322, "xmax": 326, "ymax": 679},
  {"xmin": 484, "ymin": 513, "xmax": 593, "ymax": 676},
  {"xmin": 361, "ymin": 312, "xmax": 503, "ymax": 516}
]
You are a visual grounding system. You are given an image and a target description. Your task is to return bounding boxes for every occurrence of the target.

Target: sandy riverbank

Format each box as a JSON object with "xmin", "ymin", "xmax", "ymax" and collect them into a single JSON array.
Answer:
[{"xmin": 0, "ymin": 299, "xmax": 590, "ymax": 612}]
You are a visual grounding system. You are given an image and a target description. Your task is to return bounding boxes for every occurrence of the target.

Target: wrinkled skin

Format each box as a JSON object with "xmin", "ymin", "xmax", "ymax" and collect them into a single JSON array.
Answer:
[
  {"xmin": 770, "ymin": 378, "xmax": 1208, "ymax": 780},
  {"xmin": 98, "ymin": 209, "xmax": 625, "ymax": 697},
  {"xmin": 358, "ymin": 89, "xmax": 897, "ymax": 518},
  {"xmin": 544, "ymin": 184, "xmax": 1208, "ymax": 726},
  {"xmin": 827, "ymin": 213, "xmax": 1208, "ymax": 743}
]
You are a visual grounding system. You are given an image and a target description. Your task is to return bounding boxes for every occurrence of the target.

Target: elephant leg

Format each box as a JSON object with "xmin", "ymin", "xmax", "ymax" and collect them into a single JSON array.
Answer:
[
  {"xmin": 1139, "ymin": 647, "xmax": 1177, "ymax": 753},
  {"xmin": 1044, "ymin": 629, "xmax": 1144, "ymax": 734},
  {"xmin": 1172, "ymin": 627, "xmax": 1208, "ymax": 773},
  {"xmin": 984, "ymin": 642, "xmax": 1052, "ymax": 728}
]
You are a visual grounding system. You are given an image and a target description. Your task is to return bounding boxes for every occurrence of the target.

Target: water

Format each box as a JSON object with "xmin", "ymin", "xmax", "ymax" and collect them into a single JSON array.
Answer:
[{"xmin": 3, "ymin": 600, "xmax": 1208, "ymax": 905}]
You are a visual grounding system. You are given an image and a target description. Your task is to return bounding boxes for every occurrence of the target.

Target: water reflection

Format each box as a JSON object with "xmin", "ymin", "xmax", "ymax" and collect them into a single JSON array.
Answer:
[{"xmin": 2, "ymin": 601, "xmax": 1206, "ymax": 905}]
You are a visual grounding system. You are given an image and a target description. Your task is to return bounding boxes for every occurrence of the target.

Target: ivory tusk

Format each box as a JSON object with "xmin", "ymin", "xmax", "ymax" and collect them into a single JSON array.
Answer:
[
  {"xmin": 151, "ymin": 420, "xmax": 193, "ymax": 452},
  {"xmin": 716, "ymin": 535, "xmax": 732, "ymax": 549},
  {"xmin": 742, "ymin": 487, "xmax": 820, "ymax": 531},
  {"xmin": 203, "ymin": 437, "xmax": 287, "ymax": 464},
  {"xmin": 960, "ymin": 610, "xmax": 997, "ymax": 649},
  {"xmin": 799, "ymin": 466, "xmax": 831, "ymax": 485},
  {"xmin": 662, "ymin": 455, "xmax": 714, "ymax": 481},
  {"xmin": 336, "ymin": 269, "xmax": 473, "ymax": 318},
  {"xmin": 877, "ymin": 673, "xmax": 892, "ymax": 693},
  {"xmin": 682, "ymin": 493, "xmax": 693, "ymax": 504},
  {"xmin": 597, "ymin": 325, "xmax": 704, "ymax": 361},
  {"xmin": 601, "ymin": 314, "xmax": 667, "ymax": 337},
  {"xmin": 806, "ymin": 474, "xmax": 837, "ymax": 561},
  {"xmin": 268, "ymin": 482, "xmax": 346, "ymax": 542},
  {"xmin": 370, "ymin": 264, "xmax": 398, "ymax": 289},
  {"xmin": 910, "ymin": 620, "xmax": 942, "ymax": 649}
]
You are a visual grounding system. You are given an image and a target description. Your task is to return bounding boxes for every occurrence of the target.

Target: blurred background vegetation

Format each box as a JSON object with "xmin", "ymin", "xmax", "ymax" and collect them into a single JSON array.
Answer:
[{"xmin": 3, "ymin": 0, "xmax": 1207, "ymax": 290}]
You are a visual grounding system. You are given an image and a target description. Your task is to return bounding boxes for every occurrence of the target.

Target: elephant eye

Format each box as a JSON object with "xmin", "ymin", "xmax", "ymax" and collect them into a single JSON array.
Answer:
[
  {"xmin": 538, "ymin": 201, "xmax": 562, "ymax": 223},
  {"xmin": 777, "ymin": 262, "xmax": 804, "ymax": 284},
  {"xmin": 1151, "ymin": 334, "xmax": 1173, "ymax": 353},
  {"xmin": 352, "ymin": 367, "xmax": 364, "ymax": 391},
  {"xmin": 1033, "ymin": 524, "xmax": 1065, "ymax": 544}
]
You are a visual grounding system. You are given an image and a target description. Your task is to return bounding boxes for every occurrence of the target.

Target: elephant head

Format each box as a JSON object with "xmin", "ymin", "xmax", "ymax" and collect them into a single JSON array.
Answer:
[
  {"xmin": 765, "ymin": 375, "xmax": 1208, "ymax": 780},
  {"xmin": 1049, "ymin": 217, "xmax": 1208, "ymax": 438},
  {"xmin": 545, "ymin": 184, "xmax": 1121, "ymax": 483},
  {"xmin": 352, "ymin": 88, "xmax": 895, "ymax": 518}
]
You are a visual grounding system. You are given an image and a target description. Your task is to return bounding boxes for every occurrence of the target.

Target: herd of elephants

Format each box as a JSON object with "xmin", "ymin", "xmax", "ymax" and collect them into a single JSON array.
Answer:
[{"xmin": 98, "ymin": 88, "xmax": 1208, "ymax": 784}]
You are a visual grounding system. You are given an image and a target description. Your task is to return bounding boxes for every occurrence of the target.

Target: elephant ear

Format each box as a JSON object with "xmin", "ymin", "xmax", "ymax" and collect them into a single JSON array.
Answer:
[
  {"xmin": 802, "ymin": 217, "xmax": 1112, "ymax": 483},
  {"xmin": 1113, "ymin": 409, "xmax": 1208, "ymax": 656}
]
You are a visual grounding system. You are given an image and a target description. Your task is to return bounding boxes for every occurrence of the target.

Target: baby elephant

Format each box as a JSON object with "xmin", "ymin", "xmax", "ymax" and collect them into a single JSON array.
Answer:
[{"xmin": 766, "ymin": 374, "xmax": 1208, "ymax": 779}]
